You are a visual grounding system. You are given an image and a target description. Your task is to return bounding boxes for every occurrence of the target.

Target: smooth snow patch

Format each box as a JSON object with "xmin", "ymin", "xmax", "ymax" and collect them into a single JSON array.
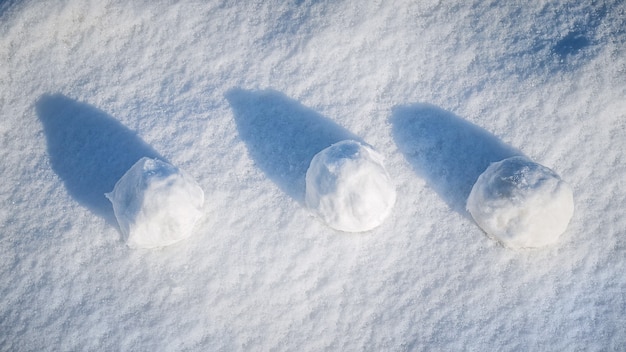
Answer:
[
  {"xmin": 305, "ymin": 140, "xmax": 396, "ymax": 232},
  {"xmin": 467, "ymin": 156, "xmax": 574, "ymax": 249},
  {"xmin": 106, "ymin": 157, "xmax": 204, "ymax": 249}
]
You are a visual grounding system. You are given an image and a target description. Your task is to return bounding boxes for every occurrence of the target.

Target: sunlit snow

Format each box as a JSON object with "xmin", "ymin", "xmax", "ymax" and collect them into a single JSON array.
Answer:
[{"xmin": 1, "ymin": 0, "xmax": 625, "ymax": 350}]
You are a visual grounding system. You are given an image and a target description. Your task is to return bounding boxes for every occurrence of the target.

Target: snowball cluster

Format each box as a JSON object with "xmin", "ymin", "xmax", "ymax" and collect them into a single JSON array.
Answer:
[
  {"xmin": 106, "ymin": 157, "xmax": 204, "ymax": 249},
  {"xmin": 305, "ymin": 140, "xmax": 396, "ymax": 232},
  {"xmin": 466, "ymin": 156, "xmax": 574, "ymax": 249}
]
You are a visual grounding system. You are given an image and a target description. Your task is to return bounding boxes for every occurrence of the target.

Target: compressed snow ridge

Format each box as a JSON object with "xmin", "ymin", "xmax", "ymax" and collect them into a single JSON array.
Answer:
[
  {"xmin": 305, "ymin": 140, "xmax": 396, "ymax": 232},
  {"xmin": 106, "ymin": 157, "xmax": 204, "ymax": 249},
  {"xmin": 467, "ymin": 156, "xmax": 574, "ymax": 249}
]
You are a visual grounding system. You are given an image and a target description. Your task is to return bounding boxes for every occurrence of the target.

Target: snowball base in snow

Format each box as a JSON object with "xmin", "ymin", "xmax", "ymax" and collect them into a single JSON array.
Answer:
[
  {"xmin": 305, "ymin": 140, "xmax": 396, "ymax": 232},
  {"xmin": 106, "ymin": 157, "xmax": 204, "ymax": 249},
  {"xmin": 467, "ymin": 156, "xmax": 574, "ymax": 249}
]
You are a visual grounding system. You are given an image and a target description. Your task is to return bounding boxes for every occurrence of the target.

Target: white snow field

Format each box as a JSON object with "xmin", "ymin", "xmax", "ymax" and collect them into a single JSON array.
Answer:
[{"xmin": 1, "ymin": 0, "xmax": 625, "ymax": 350}]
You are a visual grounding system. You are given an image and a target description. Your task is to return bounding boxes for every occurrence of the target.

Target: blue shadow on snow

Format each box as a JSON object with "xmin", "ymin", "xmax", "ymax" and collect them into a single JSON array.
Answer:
[
  {"xmin": 553, "ymin": 30, "xmax": 592, "ymax": 59},
  {"xmin": 36, "ymin": 94, "xmax": 164, "ymax": 225},
  {"xmin": 226, "ymin": 88, "xmax": 360, "ymax": 203},
  {"xmin": 550, "ymin": 4, "xmax": 607, "ymax": 62},
  {"xmin": 391, "ymin": 103, "xmax": 522, "ymax": 217}
]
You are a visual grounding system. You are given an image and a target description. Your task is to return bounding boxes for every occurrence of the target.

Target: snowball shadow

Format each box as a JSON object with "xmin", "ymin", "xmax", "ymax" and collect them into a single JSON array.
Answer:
[
  {"xmin": 226, "ymin": 88, "xmax": 360, "ymax": 203},
  {"xmin": 391, "ymin": 103, "xmax": 522, "ymax": 216},
  {"xmin": 36, "ymin": 94, "xmax": 164, "ymax": 225}
]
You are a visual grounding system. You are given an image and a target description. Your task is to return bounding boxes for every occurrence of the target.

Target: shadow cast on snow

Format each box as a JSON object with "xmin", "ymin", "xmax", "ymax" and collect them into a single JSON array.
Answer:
[
  {"xmin": 226, "ymin": 88, "xmax": 360, "ymax": 203},
  {"xmin": 391, "ymin": 103, "xmax": 522, "ymax": 217},
  {"xmin": 36, "ymin": 94, "xmax": 164, "ymax": 225}
]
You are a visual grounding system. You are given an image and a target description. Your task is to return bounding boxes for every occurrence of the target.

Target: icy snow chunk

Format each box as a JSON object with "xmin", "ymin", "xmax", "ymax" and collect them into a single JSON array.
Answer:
[
  {"xmin": 105, "ymin": 157, "xmax": 204, "ymax": 249},
  {"xmin": 305, "ymin": 140, "xmax": 396, "ymax": 232},
  {"xmin": 467, "ymin": 156, "xmax": 574, "ymax": 249}
]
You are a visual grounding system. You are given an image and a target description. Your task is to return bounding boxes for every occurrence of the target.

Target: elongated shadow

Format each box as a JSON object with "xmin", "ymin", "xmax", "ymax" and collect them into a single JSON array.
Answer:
[
  {"xmin": 226, "ymin": 88, "xmax": 360, "ymax": 203},
  {"xmin": 391, "ymin": 103, "xmax": 522, "ymax": 216},
  {"xmin": 36, "ymin": 94, "xmax": 164, "ymax": 225}
]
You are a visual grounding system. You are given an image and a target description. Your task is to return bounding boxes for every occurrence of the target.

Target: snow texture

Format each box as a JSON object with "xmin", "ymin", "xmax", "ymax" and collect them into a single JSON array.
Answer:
[
  {"xmin": 467, "ymin": 156, "xmax": 575, "ymax": 249},
  {"xmin": 1, "ymin": 0, "xmax": 625, "ymax": 351},
  {"xmin": 106, "ymin": 157, "xmax": 204, "ymax": 249},
  {"xmin": 305, "ymin": 140, "xmax": 396, "ymax": 232}
]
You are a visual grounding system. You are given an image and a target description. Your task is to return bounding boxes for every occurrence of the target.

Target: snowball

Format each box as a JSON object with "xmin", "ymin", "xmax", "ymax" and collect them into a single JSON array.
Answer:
[
  {"xmin": 466, "ymin": 156, "xmax": 574, "ymax": 249},
  {"xmin": 105, "ymin": 157, "xmax": 204, "ymax": 249},
  {"xmin": 305, "ymin": 140, "xmax": 396, "ymax": 232}
]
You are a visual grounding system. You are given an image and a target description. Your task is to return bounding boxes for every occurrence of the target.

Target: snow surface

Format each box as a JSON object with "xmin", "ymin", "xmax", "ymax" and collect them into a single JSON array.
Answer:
[
  {"xmin": 305, "ymin": 140, "xmax": 396, "ymax": 232},
  {"xmin": 106, "ymin": 157, "xmax": 204, "ymax": 249},
  {"xmin": 1, "ymin": 0, "xmax": 625, "ymax": 351},
  {"xmin": 467, "ymin": 156, "xmax": 575, "ymax": 249}
]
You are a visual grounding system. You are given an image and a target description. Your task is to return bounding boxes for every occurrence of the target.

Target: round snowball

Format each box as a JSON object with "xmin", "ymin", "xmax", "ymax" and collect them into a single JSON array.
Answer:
[
  {"xmin": 305, "ymin": 140, "xmax": 396, "ymax": 232},
  {"xmin": 106, "ymin": 157, "xmax": 204, "ymax": 249},
  {"xmin": 466, "ymin": 156, "xmax": 574, "ymax": 249}
]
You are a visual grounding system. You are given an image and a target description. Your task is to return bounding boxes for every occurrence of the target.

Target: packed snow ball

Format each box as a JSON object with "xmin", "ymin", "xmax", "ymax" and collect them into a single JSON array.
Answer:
[
  {"xmin": 106, "ymin": 157, "xmax": 204, "ymax": 249},
  {"xmin": 466, "ymin": 156, "xmax": 574, "ymax": 249},
  {"xmin": 305, "ymin": 140, "xmax": 396, "ymax": 232}
]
